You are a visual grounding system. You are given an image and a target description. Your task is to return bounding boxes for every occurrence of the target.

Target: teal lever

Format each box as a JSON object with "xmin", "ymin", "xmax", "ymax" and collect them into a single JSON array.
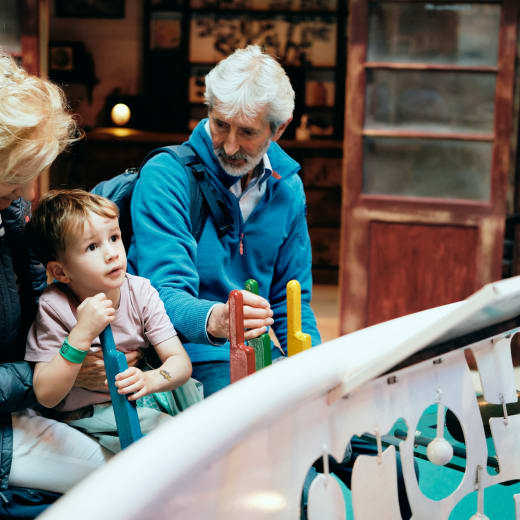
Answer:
[{"xmin": 99, "ymin": 325, "xmax": 143, "ymax": 449}]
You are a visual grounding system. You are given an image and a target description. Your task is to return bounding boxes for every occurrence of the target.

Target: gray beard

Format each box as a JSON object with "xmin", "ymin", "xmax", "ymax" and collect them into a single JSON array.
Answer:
[{"xmin": 214, "ymin": 140, "xmax": 271, "ymax": 177}]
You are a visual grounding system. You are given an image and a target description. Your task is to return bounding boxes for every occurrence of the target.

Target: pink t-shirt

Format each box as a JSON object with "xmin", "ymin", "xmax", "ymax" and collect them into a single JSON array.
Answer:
[{"xmin": 25, "ymin": 273, "xmax": 176, "ymax": 411}]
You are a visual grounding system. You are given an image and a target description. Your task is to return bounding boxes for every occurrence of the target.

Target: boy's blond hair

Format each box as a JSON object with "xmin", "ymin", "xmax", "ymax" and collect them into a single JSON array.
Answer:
[
  {"xmin": 26, "ymin": 189, "xmax": 119, "ymax": 266},
  {"xmin": 0, "ymin": 51, "xmax": 79, "ymax": 184}
]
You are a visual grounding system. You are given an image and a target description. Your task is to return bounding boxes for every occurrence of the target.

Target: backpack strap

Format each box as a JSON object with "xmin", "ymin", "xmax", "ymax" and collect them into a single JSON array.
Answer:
[{"xmin": 141, "ymin": 143, "xmax": 231, "ymax": 241}]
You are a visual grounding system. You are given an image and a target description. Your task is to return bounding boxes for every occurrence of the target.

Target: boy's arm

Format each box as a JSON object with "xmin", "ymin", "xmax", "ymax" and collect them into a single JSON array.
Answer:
[
  {"xmin": 33, "ymin": 352, "xmax": 88, "ymax": 408},
  {"xmin": 115, "ymin": 336, "xmax": 192, "ymax": 400},
  {"xmin": 32, "ymin": 293, "xmax": 115, "ymax": 408}
]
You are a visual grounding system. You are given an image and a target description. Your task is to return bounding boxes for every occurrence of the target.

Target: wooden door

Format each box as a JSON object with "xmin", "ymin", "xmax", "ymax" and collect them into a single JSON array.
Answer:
[{"xmin": 339, "ymin": 0, "xmax": 518, "ymax": 334}]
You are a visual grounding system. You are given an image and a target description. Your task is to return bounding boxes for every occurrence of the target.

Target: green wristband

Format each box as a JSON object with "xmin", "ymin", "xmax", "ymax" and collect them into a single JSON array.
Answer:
[{"xmin": 60, "ymin": 337, "xmax": 88, "ymax": 364}]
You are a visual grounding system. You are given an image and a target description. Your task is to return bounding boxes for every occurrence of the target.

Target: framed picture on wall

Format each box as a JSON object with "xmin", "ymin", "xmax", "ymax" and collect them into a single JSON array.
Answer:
[
  {"xmin": 149, "ymin": 12, "xmax": 182, "ymax": 50},
  {"xmin": 48, "ymin": 41, "xmax": 99, "ymax": 102},
  {"xmin": 49, "ymin": 41, "xmax": 86, "ymax": 75},
  {"xmin": 55, "ymin": 0, "xmax": 125, "ymax": 18},
  {"xmin": 189, "ymin": 14, "xmax": 336, "ymax": 66},
  {"xmin": 50, "ymin": 44, "xmax": 75, "ymax": 71}
]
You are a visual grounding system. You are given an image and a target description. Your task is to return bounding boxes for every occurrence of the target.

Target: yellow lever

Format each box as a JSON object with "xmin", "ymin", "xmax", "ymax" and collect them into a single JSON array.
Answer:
[{"xmin": 287, "ymin": 280, "xmax": 311, "ymax": 356}]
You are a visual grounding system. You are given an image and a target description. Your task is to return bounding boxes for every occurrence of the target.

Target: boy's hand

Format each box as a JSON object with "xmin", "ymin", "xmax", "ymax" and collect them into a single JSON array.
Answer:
[
  {"xmin": 69, "ymin": 293, "xmax": 115, "ymax": 349},
  {"xmin": 207, "ymin": 290, "xmax": 274, "ymax": 340},
  {"xmin": 115, "ymin": 366, "xmax": 150, "ymax": 401}
]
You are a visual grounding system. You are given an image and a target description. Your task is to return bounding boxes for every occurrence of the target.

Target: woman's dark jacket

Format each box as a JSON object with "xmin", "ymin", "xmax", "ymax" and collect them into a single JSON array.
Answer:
[{"xmin": 0, "ymin": 198, "xmax": 46, "ymax": 489}]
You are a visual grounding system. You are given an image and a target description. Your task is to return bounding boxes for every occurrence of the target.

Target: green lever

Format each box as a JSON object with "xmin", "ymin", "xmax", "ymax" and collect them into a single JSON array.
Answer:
[{"xmin": 245, "ymin": 278, "xmax": 272, "ymax": 370}]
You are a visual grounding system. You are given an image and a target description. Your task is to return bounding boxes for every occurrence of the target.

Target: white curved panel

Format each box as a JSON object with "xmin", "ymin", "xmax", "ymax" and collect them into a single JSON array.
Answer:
[{"xmin": 39, "ymin": 276, "xmax": 520, "ymax": 520}]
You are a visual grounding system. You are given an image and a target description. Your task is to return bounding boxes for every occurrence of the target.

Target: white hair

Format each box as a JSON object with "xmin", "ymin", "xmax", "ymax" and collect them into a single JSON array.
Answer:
[{"xmin": 204, "ymin": 45, "xmax": 295, "ymax": 132}]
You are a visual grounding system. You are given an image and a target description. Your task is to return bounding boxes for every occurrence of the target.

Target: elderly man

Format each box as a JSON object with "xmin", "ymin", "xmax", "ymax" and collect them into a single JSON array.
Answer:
[
  {"xmin": 127, "ymin": 44, "xmax": 321, "ymax": 396},
  {"xmin": 127, "ymin": 45, "xmax": 414, "ymax": 519}
]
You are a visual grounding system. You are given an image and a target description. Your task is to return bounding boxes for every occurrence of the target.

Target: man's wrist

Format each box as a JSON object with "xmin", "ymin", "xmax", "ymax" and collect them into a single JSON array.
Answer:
[{"xmin": 206, "ymin": 303, "xmax": 227, "ymax": 340}]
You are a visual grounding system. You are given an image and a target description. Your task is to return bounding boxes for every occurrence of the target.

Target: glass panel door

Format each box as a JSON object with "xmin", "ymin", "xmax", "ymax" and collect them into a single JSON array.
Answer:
[
  {"xmin": 362, "ymin": 2, "xmax": 502, "ymax": 201},
  {"xmin": 367, "ymin": 2, "xmax": 501, "ymax": 65}
]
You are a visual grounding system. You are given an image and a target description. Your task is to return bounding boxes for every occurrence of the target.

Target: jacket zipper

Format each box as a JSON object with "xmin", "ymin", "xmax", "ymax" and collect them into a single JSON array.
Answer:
[{"xmin": 233, "ymin": 194, "xmax": 244, "ymax": 256}]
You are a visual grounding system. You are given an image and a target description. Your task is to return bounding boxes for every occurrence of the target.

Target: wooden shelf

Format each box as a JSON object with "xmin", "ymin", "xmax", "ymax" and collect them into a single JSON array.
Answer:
[
  {"xmin": 86, "ymin": 127, "xmax": 342, "ymax": 151},
  {"xmin": 86, "ymin": 127, "xmax": 189, "ymax": 144}
]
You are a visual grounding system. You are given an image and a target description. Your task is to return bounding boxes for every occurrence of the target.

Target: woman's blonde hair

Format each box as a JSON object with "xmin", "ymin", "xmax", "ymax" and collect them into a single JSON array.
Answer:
[{"xmin": 0, "ymin": 51, "xmax": 79, "ymax": 184}]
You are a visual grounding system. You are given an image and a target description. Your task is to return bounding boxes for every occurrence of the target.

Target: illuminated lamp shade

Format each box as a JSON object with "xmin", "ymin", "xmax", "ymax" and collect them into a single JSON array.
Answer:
[{"xmin": 111, "ymin": 103, "xmax": 131, "ymax": 126}]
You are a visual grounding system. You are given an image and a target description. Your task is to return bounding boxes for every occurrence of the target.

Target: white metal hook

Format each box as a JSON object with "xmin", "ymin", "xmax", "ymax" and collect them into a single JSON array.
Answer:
[
  {"xmin": 375, "ymin": 428, "xmax": 383, "ymax": 464},
  {"xmin": 499, "ymin": 393, "xmax": 509, "ymax": 426},
  {"xmin": 321, "ymin": 444, "xmax": 330, "ymax": 485}
]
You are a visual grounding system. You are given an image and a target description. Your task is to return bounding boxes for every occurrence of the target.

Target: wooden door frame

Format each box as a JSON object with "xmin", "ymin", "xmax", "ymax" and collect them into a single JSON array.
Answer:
[
  {"xmin": 339, "ymin": 0, "xmax": 518, "ymax": 334},
  {"xmin": 20, "ymin": 0, "xmax": 50, "ymax": 199}
]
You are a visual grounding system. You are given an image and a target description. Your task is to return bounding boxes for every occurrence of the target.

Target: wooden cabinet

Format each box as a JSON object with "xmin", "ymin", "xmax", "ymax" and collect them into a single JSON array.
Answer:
[
  {"xmin": 50, "ymin": 128, "xmax": 342, "ymax": 283},
  {"xmin": 143, "ymin": 0, "xmax": 347, "ymax": 139}
]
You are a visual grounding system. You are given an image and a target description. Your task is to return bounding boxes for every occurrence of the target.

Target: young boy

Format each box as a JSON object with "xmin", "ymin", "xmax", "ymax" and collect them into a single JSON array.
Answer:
[{"xmin": 25, "ymin": 189, "xmax": 199, "ymax": 453}]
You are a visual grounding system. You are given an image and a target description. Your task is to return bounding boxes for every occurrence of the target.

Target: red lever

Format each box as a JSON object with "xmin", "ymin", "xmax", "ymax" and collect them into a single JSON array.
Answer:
[{"xmin": 229, "ymin": 290, "xmax": 256, "ymax": 383}]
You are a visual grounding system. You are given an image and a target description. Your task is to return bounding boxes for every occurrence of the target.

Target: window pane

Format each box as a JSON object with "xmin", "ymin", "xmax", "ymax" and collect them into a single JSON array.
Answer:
[
  {"xmin": 365, "ymin": 70, "xmax": 496, "ymax": 133},
  {"xmin": 367, "ymin": 3, "xmax": 501, "ymax": 66},
  {"xmin": 363, "ymin": 137, "xmax": 492, "ymax": 200}
]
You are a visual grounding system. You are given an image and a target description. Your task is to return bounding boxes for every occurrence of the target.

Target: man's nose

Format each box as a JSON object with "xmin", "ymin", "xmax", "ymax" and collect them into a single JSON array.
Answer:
[{"xmin": 223, "ymin": 131, "xmax": 240, "ymax": 156}]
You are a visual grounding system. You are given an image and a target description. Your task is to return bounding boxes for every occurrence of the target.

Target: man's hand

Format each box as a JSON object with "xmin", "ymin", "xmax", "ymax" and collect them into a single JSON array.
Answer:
[
  {"xmin": 207, "ymin": 290, "xmax": 274, "ymax": 341},
  {"xmin": 74, "ymin": 350, "xmax": 143, "ymax": 391}
]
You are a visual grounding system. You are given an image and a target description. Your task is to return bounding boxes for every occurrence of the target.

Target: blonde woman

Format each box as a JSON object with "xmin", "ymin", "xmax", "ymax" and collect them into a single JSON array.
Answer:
[{"xmin": 0, "ymin": 52, "xmax": 113, "ymax": 505}]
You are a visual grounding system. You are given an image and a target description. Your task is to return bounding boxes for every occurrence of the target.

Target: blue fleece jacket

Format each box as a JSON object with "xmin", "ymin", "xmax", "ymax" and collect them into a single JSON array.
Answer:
[{"xmin": 127, "ymin": 119, "xmax": 320, "ymax": 362}]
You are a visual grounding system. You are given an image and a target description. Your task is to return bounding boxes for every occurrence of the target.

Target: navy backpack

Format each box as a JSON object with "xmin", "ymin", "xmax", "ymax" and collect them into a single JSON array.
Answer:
[{"xmin": 91, "ymin": 142, "xmax": 232, "ymax": 250}]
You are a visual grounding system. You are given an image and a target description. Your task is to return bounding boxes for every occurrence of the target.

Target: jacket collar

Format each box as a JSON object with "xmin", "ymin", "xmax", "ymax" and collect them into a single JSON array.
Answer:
[
  {"xmin": 188, "ymin": 119, "xmax": 299, "ymax": 189},
  {"xmin": 1, "ymin": 197, "xmax": 30, "ymax": 235}
]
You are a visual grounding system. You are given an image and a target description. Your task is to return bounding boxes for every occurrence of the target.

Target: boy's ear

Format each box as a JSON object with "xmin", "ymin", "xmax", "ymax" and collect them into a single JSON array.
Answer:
[{"xmin": 46, "ymin": 261, "xmax": 70, "ymax": 284}]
